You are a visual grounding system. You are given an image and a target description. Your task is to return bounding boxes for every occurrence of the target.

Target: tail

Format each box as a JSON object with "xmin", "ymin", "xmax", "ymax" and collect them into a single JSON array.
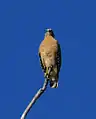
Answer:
[
  {"xmin": 44, "ymin": 66, "xmax": 58, "ymax": 88},
  {"xmin": 50, "ymin": 79, "xmax": 58, "ymax": 88}
]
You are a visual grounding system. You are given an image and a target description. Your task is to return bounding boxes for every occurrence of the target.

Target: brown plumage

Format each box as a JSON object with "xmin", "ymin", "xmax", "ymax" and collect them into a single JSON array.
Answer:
[{"xmin": 39, "ymin": 29, "xmax": 61, "ymax": 88}]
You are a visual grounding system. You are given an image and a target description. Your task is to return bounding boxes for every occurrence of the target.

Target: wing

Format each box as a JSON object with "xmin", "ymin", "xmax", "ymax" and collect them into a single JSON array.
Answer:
[
  {"xmin": 56, "ymin": 43, "xmax": 61, "ymax": 74},
  {"xmin": 38, "ymin": 52, "xmax": 46, "ymax": 73}
]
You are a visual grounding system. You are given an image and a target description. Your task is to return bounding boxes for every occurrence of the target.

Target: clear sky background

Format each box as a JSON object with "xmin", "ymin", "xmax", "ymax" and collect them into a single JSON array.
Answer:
[{"xmin": 0, "ymin": 0, "xmax": 96, "ymax": 119}]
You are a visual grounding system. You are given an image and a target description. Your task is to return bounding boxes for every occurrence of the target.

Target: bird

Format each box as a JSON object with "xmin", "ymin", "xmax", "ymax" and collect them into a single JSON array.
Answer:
[{"xmin": 38, "ymin": 28, "xmax": 61, "ymax": 88}]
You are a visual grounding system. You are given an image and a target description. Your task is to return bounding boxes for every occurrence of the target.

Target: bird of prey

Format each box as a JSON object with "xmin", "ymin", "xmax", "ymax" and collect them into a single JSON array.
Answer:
[{"xmin": 39, "ymin": 28, "xmax": 61, "ymax": 88}]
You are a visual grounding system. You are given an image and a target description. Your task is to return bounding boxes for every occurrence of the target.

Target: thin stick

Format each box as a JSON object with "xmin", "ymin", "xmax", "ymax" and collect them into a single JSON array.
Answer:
[{"xmin": 20, "ymin": 78, "xmax": 49, "ymax": 119}]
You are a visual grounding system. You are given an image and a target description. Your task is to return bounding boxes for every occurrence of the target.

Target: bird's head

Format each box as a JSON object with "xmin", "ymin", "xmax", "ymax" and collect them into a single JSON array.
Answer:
[{"xmin": 45, "ymin": 28, "xmax": 55, "ymax": 37}]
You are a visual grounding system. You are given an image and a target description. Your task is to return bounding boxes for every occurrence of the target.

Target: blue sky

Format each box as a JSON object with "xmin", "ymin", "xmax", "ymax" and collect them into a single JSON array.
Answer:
[{"xmin": 0, "ymin": 0, "xmax": 96, "ymax": 119}]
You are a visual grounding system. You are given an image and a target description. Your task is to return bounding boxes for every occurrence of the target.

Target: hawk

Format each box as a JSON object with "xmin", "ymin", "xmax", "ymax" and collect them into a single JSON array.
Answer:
[{"xmin": 39, "ymin": 29, "xmax": 61, "ymax": 88}]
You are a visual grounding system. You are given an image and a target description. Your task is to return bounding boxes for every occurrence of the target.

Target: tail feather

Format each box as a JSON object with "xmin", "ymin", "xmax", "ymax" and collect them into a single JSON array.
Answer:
[
  {"xmin": 50, "ymin": 80, "xmax": 58, "ymax": 88},
  {"xmin": 44, "ymin": 66, "xmax": 58, "ymax": 88}
]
